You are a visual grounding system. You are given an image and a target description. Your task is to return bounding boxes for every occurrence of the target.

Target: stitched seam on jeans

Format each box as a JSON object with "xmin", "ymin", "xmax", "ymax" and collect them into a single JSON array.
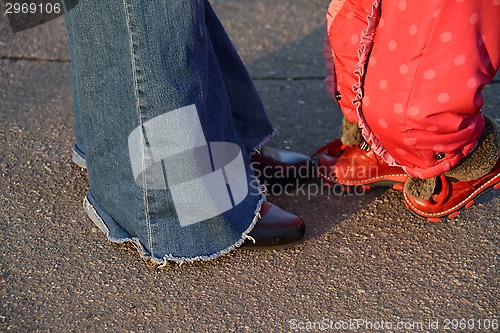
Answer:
[{"xmin": 123, "ymin": 0, "xmax": 154, "ymax": 256}]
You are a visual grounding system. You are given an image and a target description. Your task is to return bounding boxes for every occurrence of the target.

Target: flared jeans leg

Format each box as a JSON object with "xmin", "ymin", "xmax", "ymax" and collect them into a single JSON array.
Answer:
[{"xmin": 63, "ymin": 0, "xmax": 275, "ymax": 262}]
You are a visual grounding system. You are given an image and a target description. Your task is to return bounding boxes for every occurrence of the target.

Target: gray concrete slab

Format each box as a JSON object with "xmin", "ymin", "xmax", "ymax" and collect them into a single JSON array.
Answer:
[
  {"xmin": 212, "ymin": 0, "xmax": 328, "ymax": 78},
  {"xmin": 1, "ymin": 1, "xmax": 499, "ymax": 332}
]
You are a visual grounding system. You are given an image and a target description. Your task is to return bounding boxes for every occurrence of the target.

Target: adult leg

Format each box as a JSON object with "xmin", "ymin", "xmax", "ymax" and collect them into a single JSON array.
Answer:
[{"xmin": 62, "ymin": 0, "xmax": 304, "ymax": 263}]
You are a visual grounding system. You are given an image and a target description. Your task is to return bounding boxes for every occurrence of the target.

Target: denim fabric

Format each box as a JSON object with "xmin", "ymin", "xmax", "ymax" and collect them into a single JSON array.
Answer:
[{"xmin": 63, "ymin": 0, "xmax": 276, "ymax": 263}]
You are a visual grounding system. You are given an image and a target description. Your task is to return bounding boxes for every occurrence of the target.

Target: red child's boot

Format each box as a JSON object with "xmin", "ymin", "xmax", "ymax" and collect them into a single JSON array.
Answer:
[
  {"xmin": 313, "ymin": 118, "xmax": 408, "ymax": 190},
  {"xmin": 403, "ymin": 117, "xmax": 500, "ymax": 222}
]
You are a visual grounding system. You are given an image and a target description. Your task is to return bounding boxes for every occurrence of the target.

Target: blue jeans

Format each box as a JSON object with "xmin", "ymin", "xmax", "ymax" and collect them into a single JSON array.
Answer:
[{"xmin": 63, "ymin": 0, "xmax": 276, "ymax": 263}]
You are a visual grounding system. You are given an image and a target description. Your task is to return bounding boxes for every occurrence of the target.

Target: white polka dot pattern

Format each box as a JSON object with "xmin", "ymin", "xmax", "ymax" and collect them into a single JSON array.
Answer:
[{"xmin": 325, "ymin": 0, "xmax": 499, "ymax": 179}]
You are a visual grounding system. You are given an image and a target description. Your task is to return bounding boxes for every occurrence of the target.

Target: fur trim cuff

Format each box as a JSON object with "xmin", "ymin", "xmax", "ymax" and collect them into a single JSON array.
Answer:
[
  {"xmin": 445, "ymin": 117, "xmax": 500, "ymax": 181},
  {"xmin": 340, "ymin": 117, "xmax": 363, "ymax": 146},
  {"xmin": 404, "ymin": 176, "xmax": 437, "ymax": 200}
]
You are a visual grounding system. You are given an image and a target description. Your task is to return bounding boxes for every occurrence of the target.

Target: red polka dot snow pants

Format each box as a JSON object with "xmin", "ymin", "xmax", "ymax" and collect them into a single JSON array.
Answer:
[{"xmin": 325, "ymin": 0, "xmax": 500, "ymax": 179}]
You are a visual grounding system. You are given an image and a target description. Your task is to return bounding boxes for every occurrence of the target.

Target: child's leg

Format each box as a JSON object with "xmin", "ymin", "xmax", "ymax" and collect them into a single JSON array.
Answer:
[
  {"xmin": 362, "ymin": 0, "xmax": 500, "ymax": 179},
  {"xmin": 318, "ymin": 0, "xmax": 500, "ymax": 219},
  {"xmin": 317, "ymin": 0, "xmax": 409, "ymax": 189},
  {"xmin": 326, "ymin": 0, "xmax": 380, "ymax": 126}
]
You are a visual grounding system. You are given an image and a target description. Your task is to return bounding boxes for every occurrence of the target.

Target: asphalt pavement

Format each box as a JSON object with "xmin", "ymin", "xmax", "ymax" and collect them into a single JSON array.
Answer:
[{"xmin": 1, "ymin": 0, "xmax": 499, "ymax": 332}]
